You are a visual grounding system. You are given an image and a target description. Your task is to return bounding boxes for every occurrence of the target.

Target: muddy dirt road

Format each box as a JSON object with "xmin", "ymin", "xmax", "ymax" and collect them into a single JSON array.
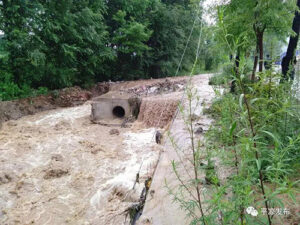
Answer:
[{"xmin": 138, "ymin": 74, "xmax": 217, "ymax": 225}]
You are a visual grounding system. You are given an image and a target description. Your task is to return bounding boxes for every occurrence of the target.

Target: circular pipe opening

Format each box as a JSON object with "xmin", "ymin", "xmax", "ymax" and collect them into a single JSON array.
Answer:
[{"xmin": 113, "ymin": 106, "xmax": 125, "ymax": 118}]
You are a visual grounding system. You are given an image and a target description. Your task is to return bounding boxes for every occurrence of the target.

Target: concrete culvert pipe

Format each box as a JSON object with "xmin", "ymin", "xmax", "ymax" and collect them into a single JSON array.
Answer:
[{"xmin": 113, "ymin": 106, "xmax": 125, "ymax": 118}]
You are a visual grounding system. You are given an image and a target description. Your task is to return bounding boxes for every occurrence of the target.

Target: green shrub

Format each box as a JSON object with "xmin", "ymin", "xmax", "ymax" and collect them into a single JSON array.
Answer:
[
  {"xmin": 0, "ymin": 81, "xmax": 23, "ymax": 101},
  {"xmin": 208, "ymin": 73, "xmax": 230, "ymax": 85}
]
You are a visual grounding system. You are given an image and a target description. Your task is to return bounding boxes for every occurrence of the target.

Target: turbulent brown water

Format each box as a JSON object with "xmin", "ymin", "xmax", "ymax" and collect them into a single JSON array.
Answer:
[{"xmin": 0, "ymin": 102, "xmax": 162, "ymax": 225}]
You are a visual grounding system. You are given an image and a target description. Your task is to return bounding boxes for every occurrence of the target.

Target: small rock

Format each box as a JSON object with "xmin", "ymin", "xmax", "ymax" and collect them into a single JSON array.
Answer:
[
  {"xmin": 176, "ymin": 84, "xmax": 184, "ymax": 90},
  {"xmin": 150, "ymin": 190, "xmax": 155, "ymax": 198},
  {"xmin": 109, "ymin": 129, "xmax": 120, "ymax": 135},
  {"xmin": 155, "ymin": 131, "xmax": 163, "ymax": 144},
  {"xmin": 195, "ymin": 127, "xmax": 203, "ymax": 134},
  {"xmin": 148, "ymin": 87, "xmax": 158, "ymax": 94}
]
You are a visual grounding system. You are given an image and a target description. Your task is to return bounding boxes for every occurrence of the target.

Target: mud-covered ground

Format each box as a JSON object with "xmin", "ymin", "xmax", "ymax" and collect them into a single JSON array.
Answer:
[{"xmin": 0, "ymin": 102, "xmax": 165, "ymax": 224}]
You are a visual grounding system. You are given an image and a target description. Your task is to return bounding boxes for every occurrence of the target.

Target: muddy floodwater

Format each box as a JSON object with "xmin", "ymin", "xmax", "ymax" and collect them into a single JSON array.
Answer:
[{"xmin": 0, "ymin": 102, "xmax": 161, "ymax": 225}]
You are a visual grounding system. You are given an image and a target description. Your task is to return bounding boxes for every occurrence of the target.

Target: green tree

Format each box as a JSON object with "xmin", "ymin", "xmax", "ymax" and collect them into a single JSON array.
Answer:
[
  {"xmin": 104, "ymin": 0, "xmax": 203, "ymax": 80},
  {"xmin": 147, "ymin": 1, "xmax": 207, "ymax": 78},
  {"xmin": 282, "ymin": 0, "xmax": 300, "ymax": 80},
  {"xmin": 36, "ymin": 0, "xmax": 111, "ymax": 88},
  {"xmin": 217, "ymin": 0, "xmax": 296, "ymax": 80},
  {"xmin": 252, "ymin": 0, "xmax": 296, "ymax": 73},
  {"xmin": 0, "ymin": 0, "xmax": 44, "ymax": 86},
  {"xmin": 0, "ymin": 0, "xmax": 206, "ymax": 98},
  {"xmin": 104, "ymin": 0, "xmax": 154, "ymax": 80},
  {"xmin": 0, "ymin": 0, "xmax": 111, "ymax": 90}
]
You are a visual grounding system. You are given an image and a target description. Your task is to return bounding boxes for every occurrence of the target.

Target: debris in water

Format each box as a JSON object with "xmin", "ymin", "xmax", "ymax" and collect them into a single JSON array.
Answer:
[
  {"xmin": 109, "ymin": 128, "xmax": 120, "ymax": 135},
  {"xmin": 51, "ymin": 154, "xmax": 64, "ymax": 162},
  {"xmin": 155, "ymin": 130, "xmax": 163, "ymax": 144},
  {"xmin": 121, "ymin": 116, "xmax": 136, "ymax": 128},
  {"xmin": 44, "ymin": 168, "xmax": 69, "ymax": 179},
  {"xmin": 125, "ymin": 177, "xmax": 152, "ymax": 225},
  {"xmin": 195, "ymin": 126, "xmax": 204, "ymax": 134},
  {"xmin": 0, "ymin": 173, "xmax": 12, "ymax": 185}
]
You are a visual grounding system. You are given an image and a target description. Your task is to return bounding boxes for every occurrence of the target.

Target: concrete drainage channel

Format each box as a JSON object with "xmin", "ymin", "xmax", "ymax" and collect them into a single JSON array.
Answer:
[
  {"xmin": 91, "ymin": 91, "xmax": 141, "ymax": 127},
  {"xmin": 113, "ymin": 106, "xmax": 126, "ymax": 118}
]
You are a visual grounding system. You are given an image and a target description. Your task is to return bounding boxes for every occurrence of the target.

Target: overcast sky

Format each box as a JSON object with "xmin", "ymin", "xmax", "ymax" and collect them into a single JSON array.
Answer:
[{"xmin": 203, "ymin": 0, "xmax": 228, "ymax": 24}]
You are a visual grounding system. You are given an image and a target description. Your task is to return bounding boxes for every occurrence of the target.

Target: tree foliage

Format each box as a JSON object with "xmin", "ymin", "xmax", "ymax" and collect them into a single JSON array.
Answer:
[
  {"xmin": 282, "ymin": 0, "xmax": 300, "ymax": 80},
  {"xmin": 216, "ymin": 0, "xmax": 296, "ymax": 79},
  {"xmin": 0, "ymin": 0, "xmax": 218, "ymax": 99}
]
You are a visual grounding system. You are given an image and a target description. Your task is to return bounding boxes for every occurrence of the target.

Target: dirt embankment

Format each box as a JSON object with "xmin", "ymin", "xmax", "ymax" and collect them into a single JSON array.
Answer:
[
  {"xmin": 0, "ymin": 77, "xmax": 187, "ymax": 129},
  {"xmin": 0, "ymin": 83, "xmax": 110, "ymax": 128},
  {"xmin": 110, "ymin": 76, "xmax": 186, "ymax": 94}
]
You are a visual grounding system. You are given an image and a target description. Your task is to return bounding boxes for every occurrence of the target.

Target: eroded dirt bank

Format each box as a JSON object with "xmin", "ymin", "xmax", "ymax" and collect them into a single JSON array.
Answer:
[{"xmin": 0, "ymin": 77, "xmax": 186, "ymax": 129}]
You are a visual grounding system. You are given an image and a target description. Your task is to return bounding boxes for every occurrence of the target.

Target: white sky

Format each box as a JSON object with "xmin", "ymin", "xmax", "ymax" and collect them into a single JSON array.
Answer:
[{"xmin": 203, "ymin": 0, "xmax": 229, "ymax": 24}]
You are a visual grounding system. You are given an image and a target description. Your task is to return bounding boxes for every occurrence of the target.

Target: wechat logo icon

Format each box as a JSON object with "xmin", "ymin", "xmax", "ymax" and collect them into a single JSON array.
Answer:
[{"xmin": 246, "ymin": 206, "xmax": 258, "ymax": 217}]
